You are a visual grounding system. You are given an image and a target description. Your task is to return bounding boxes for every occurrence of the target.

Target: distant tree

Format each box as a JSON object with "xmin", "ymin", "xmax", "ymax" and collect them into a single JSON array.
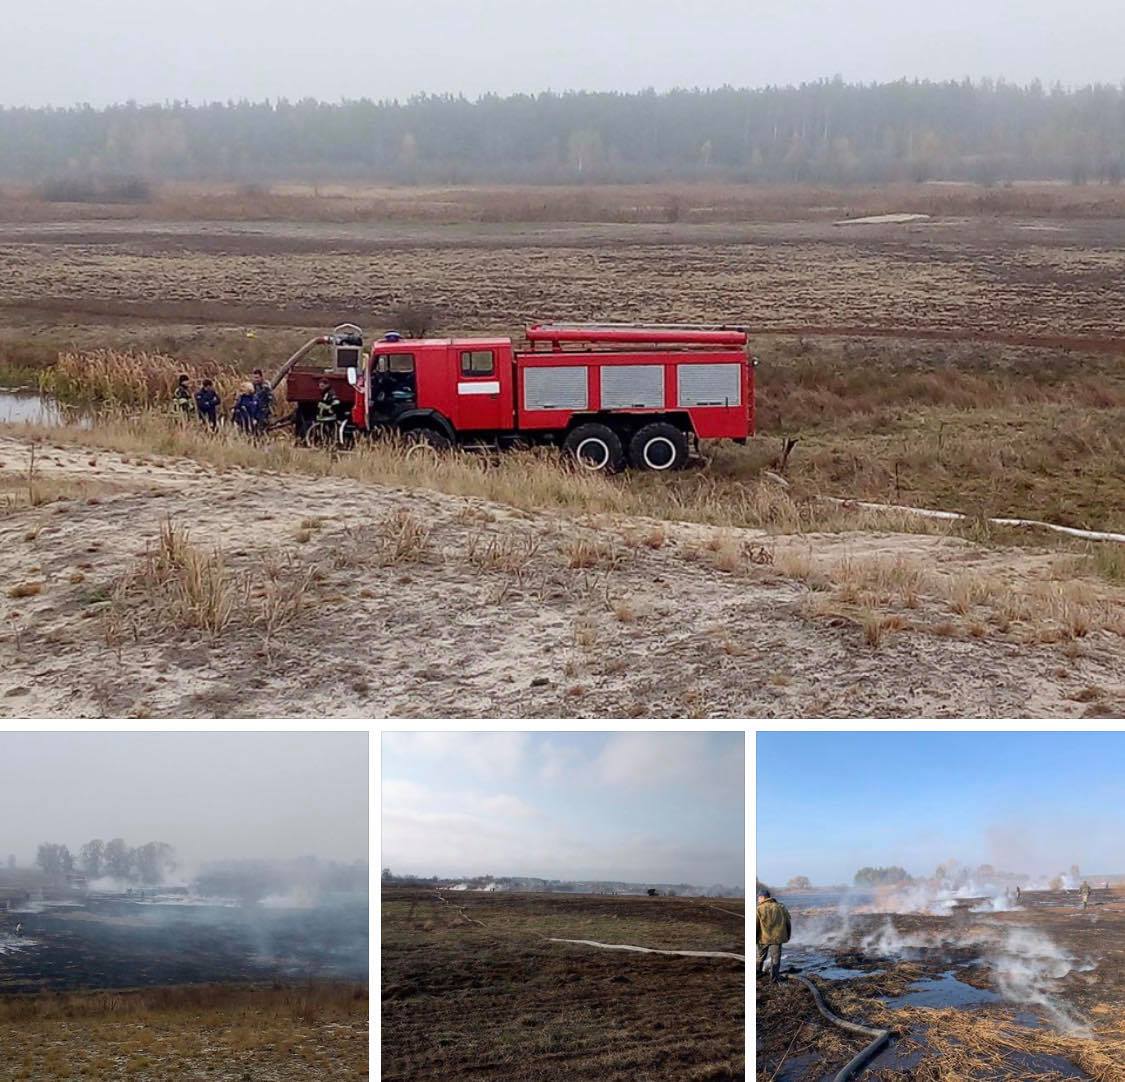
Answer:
[
  {"xmin": 787, "ymin": 876, "xmax": 812, "ymax": 890},
  {"xmin": 854, "ymin": 866, "xmax": 911, "ymax": 887},
  {"xmin": 381, "ymin": 867, "xmax": 393, "ymax": 882},
  {"xmin": 80, "ymin": 839, "xmax": 105, "ymax": 879},
  {"xmin": 133, "ymin": 842, "xmax": 176, "ymax": 885},
  {"xmin": 36, "ymin": 843, "xmax": 74, "ymax": 878},
  {"xmin": 103, "ymin": 838, "xmax": 133, "ymax": 880}
]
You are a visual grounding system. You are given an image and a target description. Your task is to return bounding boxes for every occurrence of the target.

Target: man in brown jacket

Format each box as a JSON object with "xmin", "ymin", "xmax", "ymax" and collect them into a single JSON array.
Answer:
[{"xmin": 756, "ymin": 888, "xmax": 792, "ymax": 982}]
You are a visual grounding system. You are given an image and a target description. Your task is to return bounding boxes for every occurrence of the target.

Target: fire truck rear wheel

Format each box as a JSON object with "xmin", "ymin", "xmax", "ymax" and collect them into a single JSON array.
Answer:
[
  {"xmin": 629, "ymin": 422, "xmax": 689, "ymax": 471},
  {"xmin": 563, "ymin": 424, "xmax": 625, "ymax": 473}
]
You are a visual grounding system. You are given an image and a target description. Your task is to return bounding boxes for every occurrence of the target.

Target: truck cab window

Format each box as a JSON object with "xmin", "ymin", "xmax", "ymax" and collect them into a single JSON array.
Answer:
[
  {"xmin": 373, "ymin": 353, "xmax": 416, "ymax": 410},
  {"xmin": 460, "ymin": 350, "xmax": 495, "ymax": 376}
]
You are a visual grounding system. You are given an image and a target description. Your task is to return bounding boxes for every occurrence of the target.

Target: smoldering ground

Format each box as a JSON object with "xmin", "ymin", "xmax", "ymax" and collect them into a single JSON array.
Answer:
[
  {"xmin": 0, "ymin": 859, "xmax": 368, "ymax": 993},
  {"xmin": 757, "ymin": 878, "xmax": 1125, "ymax": 1080}
]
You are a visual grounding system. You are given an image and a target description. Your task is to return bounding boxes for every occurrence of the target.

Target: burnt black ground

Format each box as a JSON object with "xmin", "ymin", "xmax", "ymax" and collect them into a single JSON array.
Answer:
[{"xmin": 0, "ymin": 895, "xmax": 367, "ymax": 993}]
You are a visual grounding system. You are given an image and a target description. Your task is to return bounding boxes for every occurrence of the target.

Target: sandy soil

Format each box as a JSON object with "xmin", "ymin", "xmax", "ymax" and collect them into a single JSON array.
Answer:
[{"xmin": 1, "ymin": 435, "xmax": 1121, "ymax": 719}]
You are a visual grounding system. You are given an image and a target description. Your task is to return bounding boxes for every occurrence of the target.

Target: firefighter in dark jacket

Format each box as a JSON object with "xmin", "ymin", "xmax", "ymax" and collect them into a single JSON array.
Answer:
[
  {"xmin": 316, "ymin": 379, "xmax": 341, "ymax": 425},
  {"xmin": 194, "ymin": 379, "xmax": 220, "ymax": 427},
  {"xmin": 756, "ymin": 889, "xmax": 792, "ymax": 983},
  {"xmin": 171, "ymin": 374, "xmax": 194, "ymax": 417},
  {"xmin": 232, "ymin": 381, "xmax": 262, "ymax": 434},
  {"xmin": 252, "ymin": 368, "xmax": 274, "ymax": 424}
]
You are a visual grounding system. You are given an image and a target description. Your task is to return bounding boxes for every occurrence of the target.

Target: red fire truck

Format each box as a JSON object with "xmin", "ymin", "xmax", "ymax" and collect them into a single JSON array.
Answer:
[{"xmin": 282, "ymin": 323, "xmax": 754, "ymax": 471}]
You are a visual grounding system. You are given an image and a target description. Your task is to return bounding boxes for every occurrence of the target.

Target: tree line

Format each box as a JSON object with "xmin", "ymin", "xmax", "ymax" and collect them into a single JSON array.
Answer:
[
  {"xmin": 1, "ymin": 79, "xmax": 1123, "ymax": 186},
  {"xmin": 35, "ymin": 839, "xmax": 176, "ymax": 885}
]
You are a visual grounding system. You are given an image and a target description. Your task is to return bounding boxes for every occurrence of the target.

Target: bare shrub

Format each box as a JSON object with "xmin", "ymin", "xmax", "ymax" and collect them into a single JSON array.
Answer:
[
  {"xmin": 38, "ymin": 174, "xmax": 153, "ymax": 204},
  {"xmin": 389, "ymin": 301, "xmax": 437, "ymax": 339}
]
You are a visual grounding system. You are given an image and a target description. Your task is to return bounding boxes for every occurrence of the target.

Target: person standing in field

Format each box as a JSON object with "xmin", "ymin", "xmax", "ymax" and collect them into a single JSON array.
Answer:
[
  {"xmin": 251, "ymin": 368, "xmax": 274, "ymax": 425},
  {"xmin": 1081, "ymin": 881, "xmax": 1091, "ymax": 910},
  {"xmin": 756, "ymin": 888, "xmax": 792, "ymax": 983},
  {"xmin": 232, "ymin": 381, "xmax": 262, "ymax": 434},
  {"xmin": 172, "ymin": 373, "xmax": 194, "ymax": 418},
  {"xmin": 194, "ymin": 379, "xmax": 221, "ymax": 428}
]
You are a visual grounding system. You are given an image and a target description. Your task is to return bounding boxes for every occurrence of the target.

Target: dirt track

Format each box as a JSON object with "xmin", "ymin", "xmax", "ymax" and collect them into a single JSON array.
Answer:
[{"xmin": 1, "ymin": 435, "xmax": 1121, "ymax": 719}]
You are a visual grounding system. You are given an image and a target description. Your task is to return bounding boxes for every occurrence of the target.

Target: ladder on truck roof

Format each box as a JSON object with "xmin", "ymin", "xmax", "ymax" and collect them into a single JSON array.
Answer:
[{"xmin": 526, "ymin": 322, "xmax": 748, "ymax": 350}]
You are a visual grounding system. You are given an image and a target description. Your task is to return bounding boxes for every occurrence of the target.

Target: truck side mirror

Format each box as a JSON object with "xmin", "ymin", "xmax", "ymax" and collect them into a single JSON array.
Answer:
[{"xmin": 346, "ymin": 367, "xmax": 357, "ymax": 387}]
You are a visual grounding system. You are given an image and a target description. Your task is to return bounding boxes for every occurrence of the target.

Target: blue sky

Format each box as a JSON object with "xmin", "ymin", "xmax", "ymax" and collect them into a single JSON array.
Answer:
[
  {"xmin": 758, "ymin": 733, "xmax": 1125, "ymax": 885},
  {"xmin": 382, "ymin": 732, "xmax": 744, "ymax": 885}
]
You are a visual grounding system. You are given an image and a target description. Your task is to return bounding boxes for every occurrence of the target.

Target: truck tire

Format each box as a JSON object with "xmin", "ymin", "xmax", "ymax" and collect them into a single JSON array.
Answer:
[
  {"xmin": 629, "ymin": 422, "xmax": 689, "ymax": 471},
  {"xmin": 563, "ymin": 423, "xmax": 625, "ymax": 473},
  {"xmin": 403, "ymin": 426, "xmax": 452, "ymax": 451}
]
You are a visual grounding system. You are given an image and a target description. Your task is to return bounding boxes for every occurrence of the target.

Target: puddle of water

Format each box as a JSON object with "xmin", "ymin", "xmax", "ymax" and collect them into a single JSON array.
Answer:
[
  {"xmin": 786, "ymin": 946, "xmax": 883, "ymax": 980},
  {"xmin": 990, "ymin": 1051, "xmax": 1090, "ymax": 1080},
  {"xmin": 881, "ymin": 969, "xmax": 1001, "ymax": 1008},
  {"xmin": 0, "ymin": 390, "xmax": 67, "ymax": 425},
  {"xmin": 773, "ymin": 1052, "xmax": 820, "ymax": 1081}
]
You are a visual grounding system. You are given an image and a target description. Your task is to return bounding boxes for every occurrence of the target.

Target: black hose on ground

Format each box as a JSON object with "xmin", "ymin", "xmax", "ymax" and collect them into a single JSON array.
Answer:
[{"xmin": 791, "ymin": 974, "xmax": 891, "ymax": 1082}]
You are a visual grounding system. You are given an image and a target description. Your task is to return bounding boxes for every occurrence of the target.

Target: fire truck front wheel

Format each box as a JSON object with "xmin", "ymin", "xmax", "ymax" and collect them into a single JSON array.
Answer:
[
  {"xmin": 402, "ymin": 426, "xmax": 452, "ymax": 452},
  {"xmin": 629, "ymin": 422, "xmax": 689, "ymax": 471},
  {"xmin": 563, "ymin": 423, "xmax": 625, "ymax": 473}
]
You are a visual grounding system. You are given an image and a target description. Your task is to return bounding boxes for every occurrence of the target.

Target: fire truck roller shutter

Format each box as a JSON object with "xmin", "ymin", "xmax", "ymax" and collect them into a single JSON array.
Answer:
[
  {"xmin": 599, "ymin": 364, "xmax": 665, "ymax": 409},
  {"xmin": 524, "ymin": 366, "xmax": 588, "ymax": 411},
  {"xmin": 677, "ymin": 363, "xmax": 742, "ymax": 407}
]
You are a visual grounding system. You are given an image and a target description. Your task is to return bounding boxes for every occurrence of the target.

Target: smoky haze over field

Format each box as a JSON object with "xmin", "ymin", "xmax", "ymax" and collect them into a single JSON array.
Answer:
[
  {"xmin": 2, "ymin": 0, "xmax": 1123, "ymax": 106},
  {"xmin": 0, "ymin": 732, "xmax": 369, "ymax": 869},
  {"xmin": 381, "ymin": 732, "xmax": 744, "ymax": 887}
]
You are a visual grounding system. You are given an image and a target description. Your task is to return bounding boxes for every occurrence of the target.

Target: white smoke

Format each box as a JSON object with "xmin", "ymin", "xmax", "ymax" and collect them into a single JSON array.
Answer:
[
  {"xmin": 989, "ymin": 926, "xmax": 1091, "ymax": 1036},
  {"xmin": 790, "ymin": 900, "xmax": 1093, "ymax": 1034}
]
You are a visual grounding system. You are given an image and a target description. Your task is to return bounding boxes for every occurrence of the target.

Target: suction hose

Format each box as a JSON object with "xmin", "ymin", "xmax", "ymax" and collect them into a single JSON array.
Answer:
[
  {"xmin": 269, "ymin": 335, "xmax": 331, "ymax": 391},
  {"xmin": 791, "ymin": 974, "xmax": 891, "ymax": 1082}
]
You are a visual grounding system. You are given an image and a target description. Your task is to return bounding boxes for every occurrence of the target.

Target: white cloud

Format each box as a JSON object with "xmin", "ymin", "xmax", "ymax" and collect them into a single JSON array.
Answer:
[
  {"xmin": 383, "ymin": 732, "xmax": 528, "ymax": 779},
  {"xmin": 380, "ymin": 776, "xmax": 741, "ymax": 885},
  {"xmin": 593, "ymin": 733, "xmax": 741, "ymax": 797}
]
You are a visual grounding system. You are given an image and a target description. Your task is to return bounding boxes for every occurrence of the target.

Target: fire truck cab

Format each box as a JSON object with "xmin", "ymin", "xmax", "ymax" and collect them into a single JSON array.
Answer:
[{"xmin": 340, "ymin": 323, "xmax": 754, "ymax": 471}]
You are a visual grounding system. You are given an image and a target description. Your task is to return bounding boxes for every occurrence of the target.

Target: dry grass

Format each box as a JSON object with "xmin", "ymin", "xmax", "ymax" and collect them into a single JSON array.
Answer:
[
  {"xmin": 38, "ymin": 349, "xmax": 252, "ymax": 409},
  {"xmin": 374, "ymin": 510, "xmax": 431, "ymax": 564},
  {"xmin": 781, "ymin": 549, "xmax": 1124, "ymax": 647},
  {"xmin": 105, "ymin": 518, "xmax": 313, "ymax": 644},
  {"xmin": 7, "ymin": 581, "xmax": 43, "ymax": 598},
  {"xmin": 0, "ymin": 982, "xmax": 367, "ymax": 1082},
  {"xmin": 874, "ymin": 1005, "xmax": 1125, "ymax": 1082}
]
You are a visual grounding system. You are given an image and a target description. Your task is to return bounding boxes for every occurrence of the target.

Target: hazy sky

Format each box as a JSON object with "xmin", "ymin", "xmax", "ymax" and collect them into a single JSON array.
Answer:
[
  {"xmin": 382, "ymin": 731, "xmax": 744, "ymax": 885},
  {"xmin": 3, "ymin": 1, "xmax": 1122, "ymax": 108},
  {"xmin": 0, "ymin": 732, "xmax": 369, "ymax": 867},
  {"xmin": 758, "ymin": 732, "xmax": 1125, "ymax": 886}
]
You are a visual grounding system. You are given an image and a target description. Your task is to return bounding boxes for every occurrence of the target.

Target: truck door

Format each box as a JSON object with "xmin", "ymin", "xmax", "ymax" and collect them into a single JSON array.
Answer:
[{"xmin": 453, "ymin": 347, "xmax": 507, "ymax": 432}]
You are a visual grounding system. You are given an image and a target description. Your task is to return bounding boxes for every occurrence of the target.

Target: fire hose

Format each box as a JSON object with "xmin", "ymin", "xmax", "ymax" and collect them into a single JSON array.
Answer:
[{"xmin": 791, "ymin": 974, "xmax": 891, "ymax": 1082}]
